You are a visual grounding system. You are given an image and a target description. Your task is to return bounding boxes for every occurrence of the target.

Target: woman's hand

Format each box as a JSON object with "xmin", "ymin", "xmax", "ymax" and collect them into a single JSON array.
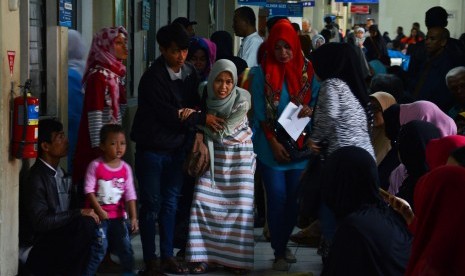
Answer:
[
  {"xmin": 307, "ymin": 139, "xmax": 321, "ymax": 154},
  {"xmin": 269, "ymin": 137, "xmax": 291, "ymax": 163},
  {"xmin": 206, "ymin": 114, "xmax": 225, "ymax": 132},
  {"xmin": 297, "ymin": 105, "xmax": 313, "ymax": 118},
  {"xmin": 178, "ymin": 108, "xmax": 196, "ymax": 121}
]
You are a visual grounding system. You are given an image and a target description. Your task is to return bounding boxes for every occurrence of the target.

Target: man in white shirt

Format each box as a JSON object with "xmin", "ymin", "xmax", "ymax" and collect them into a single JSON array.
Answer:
[{"xmin": 233, "ymin": 6, "xmax": 263, "ymax": 68}]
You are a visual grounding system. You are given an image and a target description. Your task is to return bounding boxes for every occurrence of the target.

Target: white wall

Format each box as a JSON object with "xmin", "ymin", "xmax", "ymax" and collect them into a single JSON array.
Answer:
[
  {"xmin": 380, "ymin": 0, "xmax": 464, "ymax": 39},
  {"xmin": 440, "ymin": 0, "xmax": 464, "ymax": 38}
]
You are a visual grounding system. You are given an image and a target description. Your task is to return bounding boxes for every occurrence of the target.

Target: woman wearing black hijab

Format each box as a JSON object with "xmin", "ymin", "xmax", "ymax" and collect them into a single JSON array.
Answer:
[
  {"xmin": 396, "ymin": 120, "xmax": 441, "ymax": 207},
  {"xmin": 210, "ymin": 31, "xmax": 248, "ymax": 76},
  {"xmin": 309, "ymin": 42, "xmax": 374, "ymax": 158},
  {"xmin": 322, "ymin": 146, "xmax": 411, "ymax": 276},
  {"xmin": 308, "ymin": 42, "xmax": 375, "ymax": 261},
  {"xmin": 363, "ymin": 24, "xmax": 390, "ymax": 66}
]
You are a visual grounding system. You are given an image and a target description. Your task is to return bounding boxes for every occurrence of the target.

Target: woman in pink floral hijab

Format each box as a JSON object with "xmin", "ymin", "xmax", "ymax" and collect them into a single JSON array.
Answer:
[{"xmin": 73, "ymin": 26, "xmax": 129, "ymax": 201}]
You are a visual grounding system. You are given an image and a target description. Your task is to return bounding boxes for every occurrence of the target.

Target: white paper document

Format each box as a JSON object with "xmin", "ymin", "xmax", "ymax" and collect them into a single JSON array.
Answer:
[{"xmin": 277, "ymin": 102, "xmax": 311, "ymax": 141}]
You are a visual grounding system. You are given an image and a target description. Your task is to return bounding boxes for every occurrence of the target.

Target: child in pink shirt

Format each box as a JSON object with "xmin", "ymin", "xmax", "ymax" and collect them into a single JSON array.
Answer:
[{"xmin": 83, "ymin": 124, "xmax": 138, "ymax": 275}]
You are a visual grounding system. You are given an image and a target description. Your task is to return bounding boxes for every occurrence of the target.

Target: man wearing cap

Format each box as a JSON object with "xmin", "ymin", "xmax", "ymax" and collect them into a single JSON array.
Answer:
[{"xmin": 173, "ymin": 17, "xmax": 197, "ymax": 37}]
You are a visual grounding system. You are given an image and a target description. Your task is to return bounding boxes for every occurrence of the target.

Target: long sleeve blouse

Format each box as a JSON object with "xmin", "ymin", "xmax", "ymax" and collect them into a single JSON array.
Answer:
[{"xmin": 310, "ymin": 78, "xmax": 375, "ymax": 159}]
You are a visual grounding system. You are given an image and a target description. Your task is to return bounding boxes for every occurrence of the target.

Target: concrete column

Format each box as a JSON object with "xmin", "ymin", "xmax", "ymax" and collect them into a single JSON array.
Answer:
[
  {"xmin": 0, "ymin": 0, "xmax": 21, "ymax": 274},
  {"xmin": 312, "ymin": 0, "xmax": 326, "ymax": 34}
]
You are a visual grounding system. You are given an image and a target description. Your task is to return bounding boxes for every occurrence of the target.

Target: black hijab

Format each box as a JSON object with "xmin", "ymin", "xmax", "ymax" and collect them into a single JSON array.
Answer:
[
  {"xmin": 210, "ymin": 31, "xmax": 248, "ymax": 76},
  {"xmin": 398, "ymin": 120, "xmax": 441, "ymax": 178},
  {"xmin": 323, "ymin": 146, "xmax": 384, "ymax": 219},
  {"xmin": 397, "ymin": 120, "xmax": 441, "ymax": 206},
  {"xmin": 383, "ymin": 103, "xmax": 401, "ymax": 143},
  {"xmin": 311, "ymin": 43, "xmax": 370, "ymax": 110},
  {"xmin": 398, "ymin": 120, "xmax": 441, "ymax": 177},
  {"xmin": 210, "ymin": 31, "xmax": 233, "ymax": 60}
]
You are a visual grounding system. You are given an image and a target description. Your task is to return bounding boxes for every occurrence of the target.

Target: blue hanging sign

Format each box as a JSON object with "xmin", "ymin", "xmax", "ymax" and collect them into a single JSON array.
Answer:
[
  {"xmin": 266, "ymin": 3, "xmax": 303, "ymax": 17},
  {"xmin": 141, "ymin": 0, "xmax": 150, "ymax": 30},
  {"xmin": 58, "ymin": 0, "xmax": 73, "ymax": 27},
  {"xmin": 266, "ymin": 3, "xmax": 288, "ymax": 16},
  {"xmin": 302, "ymin": 1, "xmax": 316, "ymax": 7},
  {"xmin": 237, "ymin": 0, "xmax": 267, "ymax": 6},
  {"xmin": 287, "ymin": 3, "xmax": 303, "ymax": 17}
]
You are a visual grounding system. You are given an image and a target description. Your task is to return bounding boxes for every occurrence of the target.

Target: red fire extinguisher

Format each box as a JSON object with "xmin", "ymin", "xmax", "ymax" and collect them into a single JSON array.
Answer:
[{"xmin": 12, "ymin": 79, "xmax": 39, "ymax": 159}]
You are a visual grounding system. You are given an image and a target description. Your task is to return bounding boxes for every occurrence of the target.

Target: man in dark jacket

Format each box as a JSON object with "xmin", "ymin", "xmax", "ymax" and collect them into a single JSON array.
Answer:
[
  {"xmin": 407, "ymin": 6, "xmax": 465, "ymax": 111},
  {"xmin": 19, "ymin": 118, "xmax": 98, "ymax": 275},
  {"xmin": 131, "ymin": 23, "xmax": 223, "ymax": 275}
]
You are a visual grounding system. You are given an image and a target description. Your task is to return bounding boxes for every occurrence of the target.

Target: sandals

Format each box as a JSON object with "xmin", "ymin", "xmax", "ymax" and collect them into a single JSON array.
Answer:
[
  {"xmin": 161, "ymin": 257, "xmax": 189, "ymax": 275},
  {"xmin": 189, "ymin": 262, "xmax": 216, "ymax": 274}
]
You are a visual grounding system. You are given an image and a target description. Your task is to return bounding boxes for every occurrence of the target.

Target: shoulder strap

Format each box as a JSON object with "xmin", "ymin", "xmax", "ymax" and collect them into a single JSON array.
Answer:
[{"xmin": 294, "ymin": 58, "xmax": 311, "ymax": 105}]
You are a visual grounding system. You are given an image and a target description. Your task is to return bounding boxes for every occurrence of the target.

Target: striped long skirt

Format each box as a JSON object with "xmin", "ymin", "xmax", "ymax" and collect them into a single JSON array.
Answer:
[{"xmin": 186, "ymin": 139, "xmax": 256, "ymax": 269}]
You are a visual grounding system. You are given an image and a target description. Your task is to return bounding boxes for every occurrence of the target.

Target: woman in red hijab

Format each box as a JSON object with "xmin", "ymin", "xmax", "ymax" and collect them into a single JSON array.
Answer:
[
  {"xmin": 250, "ymin": 19, "xmax": 318, "ymax": 271},
  {"xmin": 425, "ymin": 135, "xmax": 465, "ymax": 170},
  {"xmin": 406, "ymin": 165, "xmax": 465, "ymax": 275},
  {"xmin": 72, "ymin": 26, "xmax": 128, "ymax": 202}
]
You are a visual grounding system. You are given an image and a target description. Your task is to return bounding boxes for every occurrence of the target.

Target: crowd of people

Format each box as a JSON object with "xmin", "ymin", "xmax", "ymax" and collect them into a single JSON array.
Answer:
[{"xmin": 18, "ymin": 4, "xmax": 465, "ymax": 276}]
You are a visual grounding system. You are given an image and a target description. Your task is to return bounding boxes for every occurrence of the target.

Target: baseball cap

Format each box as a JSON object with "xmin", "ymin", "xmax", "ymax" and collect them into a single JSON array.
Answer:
[{"xmin": 172, "ymin": 17, "xmax": 197, "ymax": 28}]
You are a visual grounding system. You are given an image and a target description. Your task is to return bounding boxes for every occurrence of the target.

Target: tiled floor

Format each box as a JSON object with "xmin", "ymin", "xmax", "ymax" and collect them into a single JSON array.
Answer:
[{"xmin": 98, "ymin": 227, "xmax": 323, "ymax": 276}]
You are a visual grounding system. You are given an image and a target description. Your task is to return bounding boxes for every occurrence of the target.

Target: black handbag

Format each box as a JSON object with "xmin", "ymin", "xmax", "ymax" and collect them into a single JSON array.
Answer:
[{"xmin": 275, "ymin": 122, "xmax": 312, "ymax": 162}]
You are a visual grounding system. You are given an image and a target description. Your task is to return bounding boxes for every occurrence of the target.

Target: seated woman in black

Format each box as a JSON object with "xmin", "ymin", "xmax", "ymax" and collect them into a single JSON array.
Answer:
[{"xmin": 321, "ymin": 146, "xmax": 411, "ymax": 276}]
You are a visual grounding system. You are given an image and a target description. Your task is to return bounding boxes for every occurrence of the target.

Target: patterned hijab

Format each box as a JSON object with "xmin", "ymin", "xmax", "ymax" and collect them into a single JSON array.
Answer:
[
  {"xmin": 406, "ymin": 166, "xmax": 465, "ymax": 276},
  {"xmin": 263, "ymin": 20, "xmax": 313, "ymax": 107},
  {"xmin": 82, "ymin": 26, "xmax": 128, "ymax": 85}
]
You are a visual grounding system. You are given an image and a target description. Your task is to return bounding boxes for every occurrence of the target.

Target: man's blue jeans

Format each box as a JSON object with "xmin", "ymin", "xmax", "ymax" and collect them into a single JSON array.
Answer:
[
  {"xmin": 135, "ymin": 148, "xmax": 184, "ymax": 262},
  {"xmin": 84, "ymin": 218, "xmax": 134, "ymax": 275},
  {"xmin": 258, "ymin": 161, "xmax": 303, "ymax": 258}
]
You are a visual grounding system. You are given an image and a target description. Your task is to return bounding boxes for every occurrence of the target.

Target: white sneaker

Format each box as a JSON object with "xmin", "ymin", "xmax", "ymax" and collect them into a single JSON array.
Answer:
[
  {"xmin": 285, "ymin": 247, "xmax": 297, "ymax": 263},
  {"xmin": 272, "ymin": 258, "xmax": 290, "ymax": 271}
]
